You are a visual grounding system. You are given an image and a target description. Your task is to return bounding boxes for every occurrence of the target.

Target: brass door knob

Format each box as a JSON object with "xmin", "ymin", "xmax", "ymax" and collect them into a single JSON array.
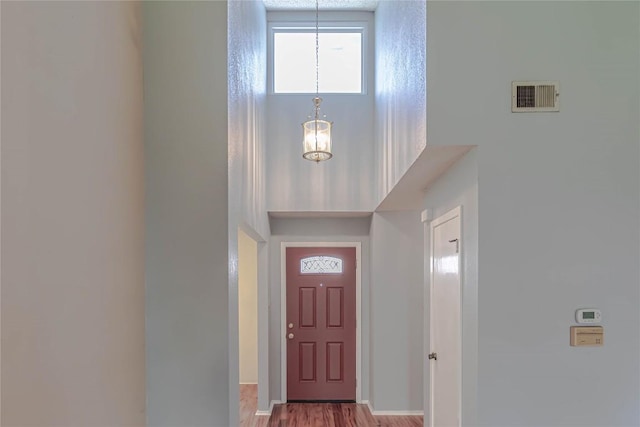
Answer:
[{"xmin": 288, "ymin": 333, "xmax": 294, "ymax": 340}]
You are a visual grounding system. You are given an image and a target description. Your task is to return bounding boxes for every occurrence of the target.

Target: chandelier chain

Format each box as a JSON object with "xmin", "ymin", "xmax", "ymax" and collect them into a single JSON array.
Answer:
[
  {"xmin": 315, "ymin": 0, "xmax": 319, "ymax": 101},
  {"xmin": 302, "ymin": 0, "xmax": 332, "ymax": 163}
]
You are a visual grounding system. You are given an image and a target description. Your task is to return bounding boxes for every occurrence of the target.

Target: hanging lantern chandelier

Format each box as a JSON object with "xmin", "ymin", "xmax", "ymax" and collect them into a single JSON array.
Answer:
[{"xmin": 302, "ymin": 0, "xmax": 333, "ymax": 162}]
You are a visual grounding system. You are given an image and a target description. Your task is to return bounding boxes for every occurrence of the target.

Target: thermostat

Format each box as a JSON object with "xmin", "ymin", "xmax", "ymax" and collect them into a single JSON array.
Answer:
[{"xmin": 576, "ymin": 308, "xmax": 601, "ymax": 324}]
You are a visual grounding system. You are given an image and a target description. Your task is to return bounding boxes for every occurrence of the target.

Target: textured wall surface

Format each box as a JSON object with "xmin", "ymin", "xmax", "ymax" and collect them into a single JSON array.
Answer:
[
  {"xmin": 2, "ymin": 2, "xmax": 145, "ymax": 425},
  {"xmin": 228, "ymin": 0, "xmax": 270, "ymax": 420},
  {"xmin": 427, "ymin": 2, "xmax": 639, "ymax": 425},
  {"xmin": 370, "ymin": 7, "xmax": 428, "ymax": 408},
  {"xmin": 229, "ymin": 0, "xmax": 270, "ymax": 240},
  {"xmin": 266, "ymin": 11, "xmax": 376, "ymax": 212},
  {"xmin": 374, "ymin": 1, "xmax": 427, "ymax": 204},
  {"xmin": 144, "ymin": 2, "xmax": 230, "ymax": 425}
]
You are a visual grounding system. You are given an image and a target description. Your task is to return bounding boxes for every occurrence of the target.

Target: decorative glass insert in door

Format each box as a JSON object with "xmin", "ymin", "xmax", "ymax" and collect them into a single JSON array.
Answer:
[{"xmin": 300, "ymin": 256, "xmax": 343, "ymax": 274}]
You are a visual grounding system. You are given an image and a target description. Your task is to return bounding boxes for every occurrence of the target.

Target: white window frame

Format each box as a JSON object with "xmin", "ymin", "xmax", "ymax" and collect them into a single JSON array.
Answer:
[{"xmin": 268, "ymin": 15, "xmax": 369, "ymax": 95}]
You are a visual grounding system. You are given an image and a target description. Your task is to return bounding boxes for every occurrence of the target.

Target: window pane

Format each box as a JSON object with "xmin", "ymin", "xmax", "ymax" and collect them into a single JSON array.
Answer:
[
  {"xmin": 274, "ymin": 32, "xmax": 362, "ymax": 93},
  {"xmin": 300, "ymin": 256, "xmax": 343, "ymax": 274}
]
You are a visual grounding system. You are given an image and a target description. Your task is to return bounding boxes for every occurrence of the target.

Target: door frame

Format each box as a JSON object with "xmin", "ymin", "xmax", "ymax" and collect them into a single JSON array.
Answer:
[
  {"xmin": 428, "ymin": 206, "xmax": 463, "ymax": 427},
  {"xmin": 280, "ymin": 242, "xmax": 362, "ymax": 403}
]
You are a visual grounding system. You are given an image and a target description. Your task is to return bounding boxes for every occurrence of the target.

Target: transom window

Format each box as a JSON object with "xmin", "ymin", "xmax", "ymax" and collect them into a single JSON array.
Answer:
[
  {"xmin": 270, "ymin": 22, "xmax": 367, "ymax": 94},
  {"xmin": 300, "ymin": 256, "xmax": 343, "ymax": 274}
]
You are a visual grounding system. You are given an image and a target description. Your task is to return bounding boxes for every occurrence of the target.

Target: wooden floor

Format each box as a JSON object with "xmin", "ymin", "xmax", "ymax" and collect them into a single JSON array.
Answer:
[
  {"xmin": 240, "ymin": 384, "xmax": 269, "ymax": 427},
  {"xmin": 240, "ymin": 384, "xmax": 423, "ymax": 427}
]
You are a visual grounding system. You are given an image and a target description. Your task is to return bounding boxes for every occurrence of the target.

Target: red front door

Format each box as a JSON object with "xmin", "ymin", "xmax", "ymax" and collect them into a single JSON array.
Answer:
[{"xmin": 286, "ymin": 247, "xmax": 356, "ymax": 402}]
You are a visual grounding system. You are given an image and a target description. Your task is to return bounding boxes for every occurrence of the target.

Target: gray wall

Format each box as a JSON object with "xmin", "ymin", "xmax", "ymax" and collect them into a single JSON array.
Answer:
[
  {"xmin": 371, "ymin": 12, "xmax": 429, "ymax": 413},
  {"xmin": 374, "ymin": 1, "xmax": 426, "ymax": 203},
  {"xmin": 423, "ymin": 149, "xmax": 479, "ymax": 424},
  {"xmin": 267, "ymin": 11, "xmax": 376, "ymax": 212},
  {"xmin": 144, "ymin": 2, "xmax": 229, "ymax": 425},
  {"xmin": 427, "ymin": 2, "xmax": 640, "ymax": 425},
  {"xmin": 369, "ymin": 212, "xmax": 423, "ymax": 411},
  {"xmin": 228, "ymin": 0, "xmax": 270, "ymax": 422},
  {"xmin": 229, "ymin": 0, "xmax": 269, "ymax": 240},
  {"xmin": 2, "ymin": 2, "xmax": 145, "ymax": 425}
]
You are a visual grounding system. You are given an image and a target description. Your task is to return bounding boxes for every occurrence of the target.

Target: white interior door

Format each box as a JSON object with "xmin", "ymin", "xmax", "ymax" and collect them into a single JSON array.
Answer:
[{"xmin": 429, "ymin": 207, "xmax": 462, "ymax": 427}]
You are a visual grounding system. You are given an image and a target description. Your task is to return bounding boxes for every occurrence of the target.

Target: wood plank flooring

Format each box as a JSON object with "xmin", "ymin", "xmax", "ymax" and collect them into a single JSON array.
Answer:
[
  {"xmin": 269, "ymin": 402, "xmax": 375, "ymax": 426},
  {"xmin": 240, "ymin": 384, "xmax": 269, "ymax": 427},
  {"xmin": 240, "ymin": 384, "xmax": 423, "ymax": 427}
]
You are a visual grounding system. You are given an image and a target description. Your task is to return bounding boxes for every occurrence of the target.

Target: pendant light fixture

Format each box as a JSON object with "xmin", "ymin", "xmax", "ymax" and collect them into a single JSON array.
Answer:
[{"xmin": 302, "ymin": 0, "xmax": 333, "ymax": 162}]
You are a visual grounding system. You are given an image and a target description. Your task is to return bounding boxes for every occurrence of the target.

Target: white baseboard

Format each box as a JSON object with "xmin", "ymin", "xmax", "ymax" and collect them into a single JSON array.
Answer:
[
  {"xmin": 255, "ymin": 400, "xmax": 284, "ymax": 416},
  {"xmin": 372, "ymin": 410, "xmax": 424, "ymax": 416},
  {"xmin": 239, "ymin": 382, "xmax": 258, "ymax": 385},
  {"xmin": 364, "ymin": 401, "xmax": 423, "ymax": 416}
]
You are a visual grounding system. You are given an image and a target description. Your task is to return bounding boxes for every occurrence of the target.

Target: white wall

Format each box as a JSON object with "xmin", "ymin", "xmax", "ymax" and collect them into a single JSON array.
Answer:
[
  {"xmin": 268, "ymin": 217, "xmax": 372, "ymax": 402},
  {"xmin": 228, "ymin": 0, "xmax": 270, "ymax": 421},
  {"xmin": 267, "ymin": 11, "xmax": 376, "ymax": 213},
  {"xmin": 2, "ymin": 2, "xmax": 145, "ymax": 425},
  {"xmin": 255, "ymin": 239, "xmax": 271, "ymax": 411},
  {"xmin": 239, "ymin": 229, "xmax": 258, "ymax": 384},
  {"xmin": 143, "ymin": 2, "xmax": 229, "ymax": 425},
  {"xmin": 423, "ymin": 149, "xmax": 479, "ymax": 425},
  {"xmin": 229, "ymin": 1, "xmax": 270, "ymax": 240},
  {"xmin": 427, "ymin": 2, "xmax": 639, "ymax": 425},
  {"xmin": 369, "ymin": 212, "xmax": 423, "ymax": 412},
  {"xmin": 374, "ymin": 1, "xmax": 426, "ymax": 204}
]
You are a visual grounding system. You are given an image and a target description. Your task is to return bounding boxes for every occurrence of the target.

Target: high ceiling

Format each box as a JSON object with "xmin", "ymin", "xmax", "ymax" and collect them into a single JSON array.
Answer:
[{"xmin": 262, "ymin": 0, "xmax": 378, "ymax": 11}]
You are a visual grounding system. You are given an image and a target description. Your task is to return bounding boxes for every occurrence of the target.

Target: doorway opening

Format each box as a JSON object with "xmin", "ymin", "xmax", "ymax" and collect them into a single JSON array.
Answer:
[{"xmin": 280, "ymin": 242, "xmax": 362, "ymax": 403}]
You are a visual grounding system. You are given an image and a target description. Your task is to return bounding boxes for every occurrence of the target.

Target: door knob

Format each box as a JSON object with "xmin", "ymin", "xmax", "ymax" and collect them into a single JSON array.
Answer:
[
  {"xmin": 288, "ymin": 333, "xmax": 294, "ymax": 340},
  {"xmin": 288, "ymin": 323, "xmax": 294, "ymax": 329},
  {"xmin": 428, "ymin": 352, "xmax": 437, "ymax": 360}
]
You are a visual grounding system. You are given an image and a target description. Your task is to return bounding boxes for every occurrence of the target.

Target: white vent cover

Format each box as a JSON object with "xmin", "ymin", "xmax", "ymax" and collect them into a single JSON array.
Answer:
[{"xmin": 512, "ymin": 81, "xmax": 559, "ymax": 112}]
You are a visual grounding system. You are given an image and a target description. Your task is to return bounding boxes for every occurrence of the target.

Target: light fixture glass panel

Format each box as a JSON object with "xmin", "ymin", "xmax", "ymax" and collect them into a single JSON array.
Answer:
[
  {"xmin": 274, "ymin": 32, "xmax": 362, "ymax": 93},
  {"xmin": 302, "ymin": 117, "xmax": 332, "ymax": 161}
]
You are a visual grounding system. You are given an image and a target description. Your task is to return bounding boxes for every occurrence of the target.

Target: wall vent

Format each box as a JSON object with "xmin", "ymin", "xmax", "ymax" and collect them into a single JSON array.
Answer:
[{"xmin": 512, "ymin": 81, "xmax": 559, "ymax": 112}]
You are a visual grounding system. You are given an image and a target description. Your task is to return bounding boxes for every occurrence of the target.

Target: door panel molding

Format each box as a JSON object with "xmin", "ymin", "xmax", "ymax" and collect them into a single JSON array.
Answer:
[{"xmin": 281, "ymin": 242, "xmax": 362, "ymax": 403}]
